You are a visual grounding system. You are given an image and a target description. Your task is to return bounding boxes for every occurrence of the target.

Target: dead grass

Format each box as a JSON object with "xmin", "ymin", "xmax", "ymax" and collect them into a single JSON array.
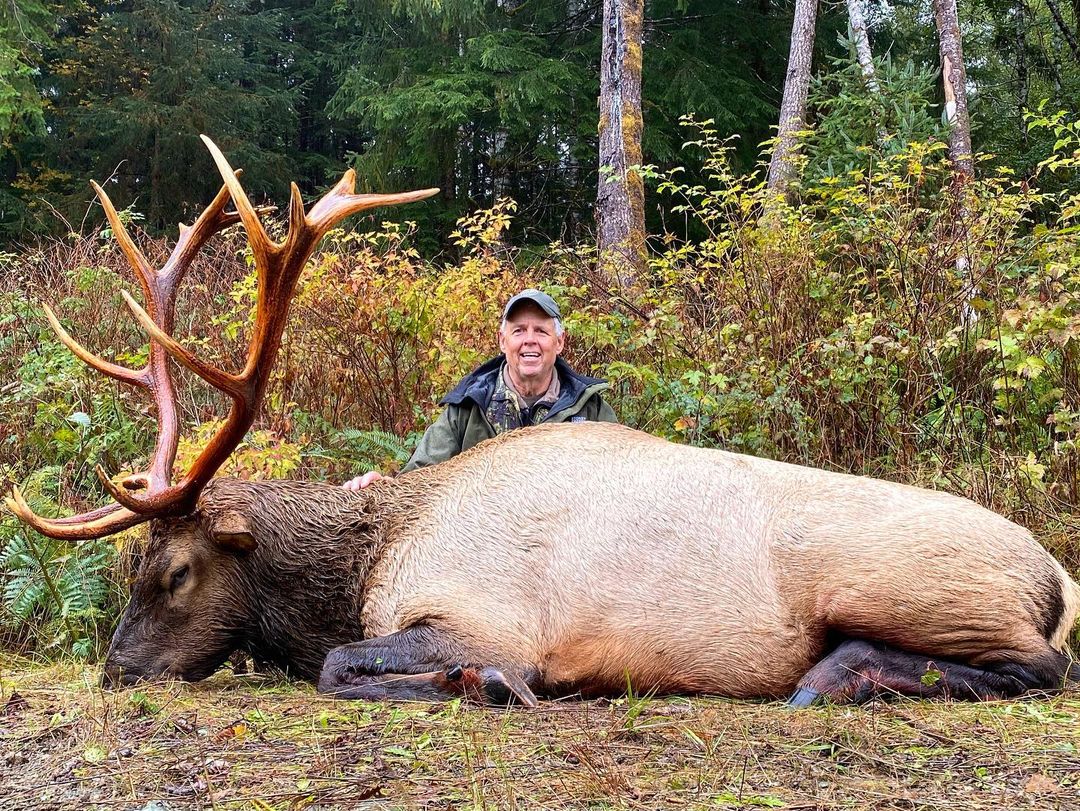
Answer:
[{"xmin": 2, "ymin": 660, "xmax": 1078, "ymax": 810}]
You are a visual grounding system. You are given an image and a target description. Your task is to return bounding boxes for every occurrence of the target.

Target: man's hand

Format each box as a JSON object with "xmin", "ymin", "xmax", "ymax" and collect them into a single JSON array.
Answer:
[{"xmin": 342, "ymin": 471, "xmax": 384, "ymax": 490}]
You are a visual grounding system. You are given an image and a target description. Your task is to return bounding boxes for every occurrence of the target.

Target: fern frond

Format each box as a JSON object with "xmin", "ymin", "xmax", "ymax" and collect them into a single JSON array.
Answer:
[{"xmin": 341, "ymin": 428, "xmax": 414, "ymax": 465}]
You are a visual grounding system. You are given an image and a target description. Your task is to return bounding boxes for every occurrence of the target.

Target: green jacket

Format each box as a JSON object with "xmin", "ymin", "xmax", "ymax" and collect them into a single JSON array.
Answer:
[{"xmin": 402, "ymin": 356, "xmax": 617, "ymax": 472}]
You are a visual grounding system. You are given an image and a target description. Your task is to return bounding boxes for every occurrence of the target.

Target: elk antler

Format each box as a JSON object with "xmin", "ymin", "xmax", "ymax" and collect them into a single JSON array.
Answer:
[{"xmin": 6, "ymin": 137, "xmax": 438, "ymax": 540}]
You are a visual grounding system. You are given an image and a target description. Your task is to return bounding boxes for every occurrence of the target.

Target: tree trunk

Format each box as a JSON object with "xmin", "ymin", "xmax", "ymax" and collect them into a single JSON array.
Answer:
[
  {"xmin": 932, "ymin": 0, "xmax": 976, "ymax": 314},
  {"xmin": 846, "ymin": 0, "xmax": 879, "ymax": 93},
  {"xmin": 1016, "ymin": 2, "xmax": 1029, "ymax": 150},
  {"xmin": 492, "ymin": 0, "xmax": 520, "ymax": 204},
  {"xmin": 932, "ymin": 0, "xmax": 974, "ymax": 179},
  {"xmin": 766, "ymin": 0, "xmax": 818, "ymax": 201},
  {"xmin": 596, "ymin": 0, "xmax": 646, "ymax": 288},
  {"xmin": 1044, "ymin": 0, "xmax": 1080, "ymax": 62}
]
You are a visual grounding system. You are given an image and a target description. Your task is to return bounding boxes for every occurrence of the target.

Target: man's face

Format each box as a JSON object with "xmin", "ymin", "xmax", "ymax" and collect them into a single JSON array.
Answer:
[{"xmin": 498, "ymin": 302, "xmax": 565, "ymax": 387}]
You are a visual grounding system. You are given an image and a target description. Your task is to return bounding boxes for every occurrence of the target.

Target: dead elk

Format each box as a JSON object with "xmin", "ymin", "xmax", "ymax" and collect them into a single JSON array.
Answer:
[{"xmin": 6, "ymin": 142, "xmax": 1078, "ymax": 707}]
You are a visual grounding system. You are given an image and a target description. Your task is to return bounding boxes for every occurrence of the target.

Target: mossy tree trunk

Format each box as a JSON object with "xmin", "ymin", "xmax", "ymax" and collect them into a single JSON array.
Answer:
[
  {"xmin": 596, "ymin": 0, "xmax": 646, "ymax": 288},
  {"xmin": 766, "ymin": 0, "xmax": 818, "ymax": 202}
]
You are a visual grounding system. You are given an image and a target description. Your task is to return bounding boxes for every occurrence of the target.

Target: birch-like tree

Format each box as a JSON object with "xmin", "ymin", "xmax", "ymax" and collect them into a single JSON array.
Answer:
[
  {"xmin": 932, "ymin": 0, "xmax": 973, "ymax": 179},
  {"xmin": 846, "ymin": 0, "xmax": 879, "ymax": 93},
  {"xmin": 932, "ymin": 0, "xmax": 975, "ymax": 311},
  {"xmin": 597, "ymin": 0, "xmax": 646, "ymax": 287},
  {"xmin": 767, "ymin": 0, "xmax": 819, "ymax": 200}
]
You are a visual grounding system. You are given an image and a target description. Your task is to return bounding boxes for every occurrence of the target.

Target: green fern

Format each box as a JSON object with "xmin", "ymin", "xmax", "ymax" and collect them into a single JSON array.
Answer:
[
  {"xmin": 0, "ymin": 468, "xmax": 119, "ymax": 659},
  {"xmin": 1, "ymin": 532, "xmax": 58, "ymax": 623},
  {"xmin": 340, "ymin": 428, "xmax": 415, "ymax": 467}
]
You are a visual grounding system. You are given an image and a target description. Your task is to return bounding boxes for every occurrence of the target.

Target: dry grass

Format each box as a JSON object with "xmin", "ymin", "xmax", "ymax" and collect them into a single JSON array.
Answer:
[{"xmin": 2, "ymin": 661, "xmax": 1078, "ymax": 810}]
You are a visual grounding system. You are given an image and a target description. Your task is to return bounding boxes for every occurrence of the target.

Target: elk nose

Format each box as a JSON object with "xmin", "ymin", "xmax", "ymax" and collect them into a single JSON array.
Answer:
[
  {"xmin": 101, "ymin": 662, "xmax": 142, "ymax": 688},
  {"xmin": 101, "ymin": 663, "xmax": 122, "ymax": 688}
]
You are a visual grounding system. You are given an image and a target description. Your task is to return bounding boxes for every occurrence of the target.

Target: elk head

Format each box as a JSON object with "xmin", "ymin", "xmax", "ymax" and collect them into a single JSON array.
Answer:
[{"xmin": 5, "ymin": 137, "xmax": 436, "ymax": 683}]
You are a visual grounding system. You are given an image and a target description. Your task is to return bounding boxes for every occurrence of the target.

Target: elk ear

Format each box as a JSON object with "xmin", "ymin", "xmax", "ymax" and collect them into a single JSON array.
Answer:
[{"xmin": 209, "ymin": 509, "xmax": 258, "ymax": 553}]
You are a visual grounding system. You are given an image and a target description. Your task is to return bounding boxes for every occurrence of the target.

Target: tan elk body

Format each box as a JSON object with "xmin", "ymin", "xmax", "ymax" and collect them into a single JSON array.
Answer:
[
  {"xmin": 8, "ymin": 140, "xmax": 1078, "ymax": 706},
  {"xmin": 351, "ymin": 422, "xmax": 1079, "ymax": 699}
]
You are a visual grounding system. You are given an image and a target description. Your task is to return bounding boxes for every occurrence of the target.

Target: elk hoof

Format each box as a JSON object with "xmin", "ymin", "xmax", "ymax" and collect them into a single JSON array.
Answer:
[
  {"xmin": 466, "ymin": 667, "xmax": 538, "ymax": 708},
  {"xmin": 785, "ymin": 686, "xmax": 822, "ymax": 708}
]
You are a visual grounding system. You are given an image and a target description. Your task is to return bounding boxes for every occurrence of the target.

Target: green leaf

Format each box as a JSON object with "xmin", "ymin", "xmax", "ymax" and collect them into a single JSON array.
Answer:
[{"xmin": 66, "ymin": 411, "xmax": 91, "ymax": 429}]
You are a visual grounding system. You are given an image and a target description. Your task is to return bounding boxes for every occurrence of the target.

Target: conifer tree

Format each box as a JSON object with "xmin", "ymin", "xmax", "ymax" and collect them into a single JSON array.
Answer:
[
  {"xmin": 15, "ymin": 0, "xmax": 300, "ymax": 231},
  {"xmin": 0, "ymin": 0, "xmax": 57, "ymax": 145}
]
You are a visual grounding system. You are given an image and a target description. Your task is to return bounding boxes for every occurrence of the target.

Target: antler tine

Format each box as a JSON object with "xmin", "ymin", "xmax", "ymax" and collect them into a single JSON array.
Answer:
[
  {"xmin": 5, "ymin": 488, "xmax": 144, "ymax": 541},
  {"xmin": 119, "ymin": 291, "xmax": 243, "ymax": 396},
  {"xmin": 161, "ymin": 170, "xmax": 245, "ymax": 290},
  {"xmin": 305, "ymin": 169, "xmax": 439, "ymax": 238},
  {"xmin": 200, "ymin": 136, "xmax": 275, "ymax": 268},
  {"xmin": 90, "ymin": 181, "xmax": 155, "ymax": 303},
  {"xmin": 42, "ymin": 303, "xmax": 146, "ymax": 387}
]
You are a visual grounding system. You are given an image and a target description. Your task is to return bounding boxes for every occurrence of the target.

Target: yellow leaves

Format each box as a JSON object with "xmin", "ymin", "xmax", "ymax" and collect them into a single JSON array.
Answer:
[
  {"xmin": 451, "ymin": 198, "xmax": 517, "ymax": 251},
  {"xmin": 214, "ymin": 721, "xmax": 249, "ymax": 741},
  {"xmin": 674, "ymin": 416, "xmax": 696, "ymax": 432},
  {"xmin": 176, "ymin": 421, "xmax": 300, "ymax": 481},
  {"xmin": 1017, "ymin": 453, "xmax": 1047, "ymax": 493}
]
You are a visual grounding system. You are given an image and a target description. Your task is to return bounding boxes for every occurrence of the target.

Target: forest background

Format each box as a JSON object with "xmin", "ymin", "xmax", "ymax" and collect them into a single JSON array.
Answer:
[{"xmin": 2, "ymin": 0, "xmax": 1080, "ymax": 664}]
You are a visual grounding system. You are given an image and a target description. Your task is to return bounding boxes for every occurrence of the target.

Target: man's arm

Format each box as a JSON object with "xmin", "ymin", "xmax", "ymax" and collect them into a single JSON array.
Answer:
[
  {"xmin": 596, "ymin": 397, "xmax": 618, "ymax": 423},
  {"xmin": 400, "ymin": 405, "xmax": 465, "ymax": 472}
]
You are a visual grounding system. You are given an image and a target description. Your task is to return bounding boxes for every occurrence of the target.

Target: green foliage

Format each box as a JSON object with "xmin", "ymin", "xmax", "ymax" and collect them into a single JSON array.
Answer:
[
  {"xmin": 8, "ymin": 0, "xmax": 305, "ymax": 236},
  {"xmin": 0, "ymin": 467, "xmax": 118, "ymax": 659},
  {"xmin": 0, "ymin": 0, "xmax": 56, "ymax": 145},
  {"xmin": 337, "ymin": 428, "xmax": 417, "ymax": 471},
  {"xmin": 321, "ymin": 0, "xmax": 818, "ymax": 241},
  {"xmin": 1, "ymin": 264, "xmax": 153, "ymax": 492},
  {"xmin": 805, "ymin": 47, "xmax": 945, "ymax": 181},
  {"xmin": 2, "ymin": 0, "xmax": 1080, "ymax": 245}
]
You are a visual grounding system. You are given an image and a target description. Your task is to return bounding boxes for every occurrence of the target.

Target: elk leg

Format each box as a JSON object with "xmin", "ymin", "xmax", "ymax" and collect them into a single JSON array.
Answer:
[
  {"xmin": 787, "ymin": 638, "xmax": 1072, "ymax": 707},
  {"xmin": 317, "ymin": 625, "xmax": 538, "ymax": 706}
]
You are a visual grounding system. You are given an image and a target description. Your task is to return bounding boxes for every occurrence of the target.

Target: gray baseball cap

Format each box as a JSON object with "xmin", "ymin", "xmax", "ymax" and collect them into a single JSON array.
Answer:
[{"xmin": 502, "ymin": 288, "xmax": 562, "ymax": 320}]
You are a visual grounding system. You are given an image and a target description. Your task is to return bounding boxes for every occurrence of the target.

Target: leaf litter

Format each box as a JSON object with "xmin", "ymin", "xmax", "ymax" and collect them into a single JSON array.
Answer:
[{"xmin": 1, "ymin": 663, "xmax": 1078, "ymax": 810}]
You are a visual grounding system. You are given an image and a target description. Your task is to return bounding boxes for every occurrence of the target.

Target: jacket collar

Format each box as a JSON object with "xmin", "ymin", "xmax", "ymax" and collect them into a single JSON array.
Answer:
[{"xmin": 441, "ymin": 355, "xmax": 607, "ymax": 415}]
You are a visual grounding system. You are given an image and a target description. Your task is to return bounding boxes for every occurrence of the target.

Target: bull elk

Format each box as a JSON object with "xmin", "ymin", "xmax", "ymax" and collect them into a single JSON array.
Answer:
[{"xmin": 6, "ymin": 139, "xmax": 1079, "ymax": 707}]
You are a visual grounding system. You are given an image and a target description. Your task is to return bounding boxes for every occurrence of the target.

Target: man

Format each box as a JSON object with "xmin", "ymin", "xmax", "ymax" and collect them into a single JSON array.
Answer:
[{"xmin": 343, "ymin": 288, "xmax": 617, "ymax": 489}]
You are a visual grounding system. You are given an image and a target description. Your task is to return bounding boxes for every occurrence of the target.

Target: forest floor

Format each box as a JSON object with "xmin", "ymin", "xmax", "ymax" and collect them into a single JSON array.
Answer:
[{"xmin": 1, "ymin": 660, "xmax": 1078, "ymax": 810}]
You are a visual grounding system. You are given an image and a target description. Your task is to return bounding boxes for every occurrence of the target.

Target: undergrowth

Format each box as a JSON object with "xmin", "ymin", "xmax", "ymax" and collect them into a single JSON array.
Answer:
[{"xmin": 4, "ymin": 114, "xmax": 1080, "ymax": 657}]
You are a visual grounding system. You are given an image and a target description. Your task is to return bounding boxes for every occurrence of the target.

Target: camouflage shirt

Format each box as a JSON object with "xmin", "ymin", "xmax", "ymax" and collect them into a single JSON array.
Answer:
[{"xmin": 485, "ymin": 363, "xmax": 562, "ymax": 435}]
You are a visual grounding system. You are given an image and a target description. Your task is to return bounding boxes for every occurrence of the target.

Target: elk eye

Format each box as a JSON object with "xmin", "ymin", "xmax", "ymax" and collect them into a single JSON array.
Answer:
[{"xmin": 170, "ymin": 565, "xmax": 190, "ymax": 592}]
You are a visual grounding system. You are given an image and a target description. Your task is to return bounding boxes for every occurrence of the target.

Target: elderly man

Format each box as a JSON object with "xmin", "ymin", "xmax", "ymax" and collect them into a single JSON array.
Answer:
[{"xmin": 343, "ymin": 289, "xmax": 617, "ymax": 489}]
